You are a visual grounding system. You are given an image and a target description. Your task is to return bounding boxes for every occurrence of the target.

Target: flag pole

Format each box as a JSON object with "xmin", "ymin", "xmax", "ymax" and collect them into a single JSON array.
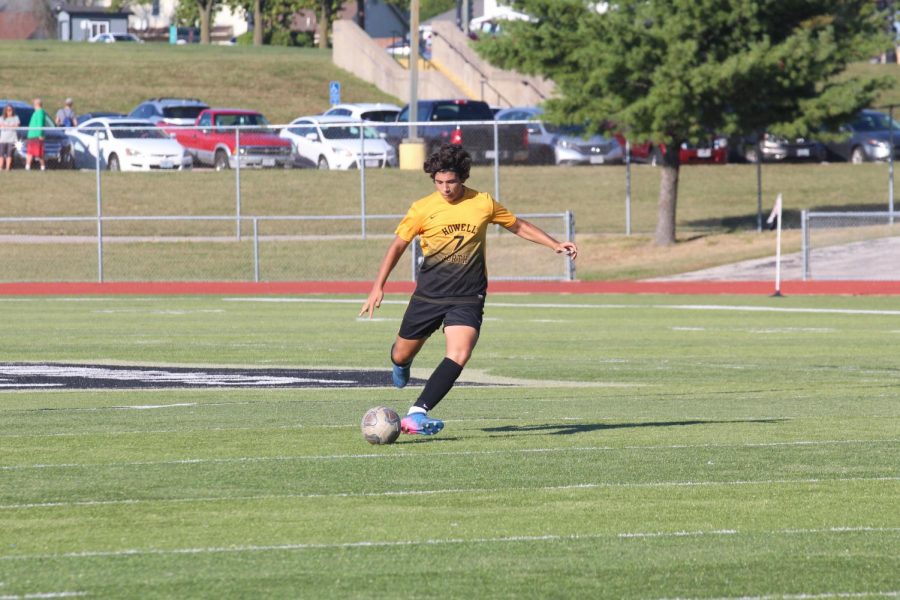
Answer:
[{"xmin": 768, "ymin": 193, "xmax": 784, "ymax": 297}]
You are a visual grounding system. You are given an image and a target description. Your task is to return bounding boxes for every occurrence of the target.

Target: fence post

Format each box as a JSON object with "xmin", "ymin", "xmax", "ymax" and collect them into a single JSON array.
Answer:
[
  {"xmin": 252, "ymin": 217, "xmax": 260, "ymax": 282},
  {"xmin": 756, "ymin": 150, "xmax": 763, "ymax": 233},
  {"xmin": 95, "ymin": 133, "xmax": 104, "ymax": 283},
  {"xmin": 801, "ymin": 209, "xmax": 809, "ymax": 281},
  {"xmin": 890, "ymin": 105, "xmax": 895, "ymax": 225},
  {"xmin": 360, "ymin": 123, "xmax": 367, "ymax": 239},
  {"xmin": 565, "ymin": 210, "xmax": 576, "ymax": 281},
  {"xmin": 411, "ymin": 238, "xmax": 422, "ymax": 282},
  {"xmin": 624, "ymin": 140, "xmax": 632, "ymax": 236},
  {"xmin": 493, "ymin": 120, "xmax": 500, "ymax": 202},
  {"xmin": 235, "ymin": 127, "xmax": 242, "ymax": 240}
]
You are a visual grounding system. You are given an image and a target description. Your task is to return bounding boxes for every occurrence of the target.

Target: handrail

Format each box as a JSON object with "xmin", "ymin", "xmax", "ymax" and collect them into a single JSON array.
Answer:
[{"xmin": 430, "ymin": 30, "xmax": 512, "ymax": 107}]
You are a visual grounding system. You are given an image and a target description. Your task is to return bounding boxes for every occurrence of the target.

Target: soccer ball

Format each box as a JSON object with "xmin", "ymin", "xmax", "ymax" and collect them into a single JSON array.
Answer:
[{"xmin": 361, "ymin": 406, "xmax": 401, "ymax": 445}]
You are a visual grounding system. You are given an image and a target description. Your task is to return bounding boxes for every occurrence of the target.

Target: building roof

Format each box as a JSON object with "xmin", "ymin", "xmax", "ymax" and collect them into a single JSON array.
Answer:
[{"xmin": 58, "ymin": 4, "xmax": 132, "ymax": 18}]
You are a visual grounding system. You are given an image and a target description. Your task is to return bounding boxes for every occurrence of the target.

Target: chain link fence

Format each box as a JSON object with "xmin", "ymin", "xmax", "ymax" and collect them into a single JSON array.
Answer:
[
  {"xmin": 801, "ymin": 211, "xmax": 899, "ymax": 280},
  {"xmin": 0, "ymin": 119, "xmax": 576, "ymax": 283},
  {"xmin": 5, "ymin": 119, "xmax": 900, "ymax": 283}
]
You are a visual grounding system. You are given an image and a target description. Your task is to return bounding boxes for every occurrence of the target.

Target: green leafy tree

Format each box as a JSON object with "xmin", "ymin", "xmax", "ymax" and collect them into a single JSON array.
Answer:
[
  {"xmin": 225, "ymin": 0, "xmax": 311, "ymax": 46},
  {"xmin": 476, "ymin": 0, "xmax": 893, "ymax": 245},
  {"xmin": 113, "ymin": 0, "xmax": 221, "ymax": 43},
  {"xmin": 385, "ymin": 0, "xmax": 456, "ymax": 22}
]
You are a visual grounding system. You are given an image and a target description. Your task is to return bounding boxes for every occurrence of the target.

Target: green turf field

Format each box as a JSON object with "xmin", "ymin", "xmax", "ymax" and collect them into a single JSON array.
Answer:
[{"xmin": 0, "ymin": 294, "xmax": 898, "ymax": 598}]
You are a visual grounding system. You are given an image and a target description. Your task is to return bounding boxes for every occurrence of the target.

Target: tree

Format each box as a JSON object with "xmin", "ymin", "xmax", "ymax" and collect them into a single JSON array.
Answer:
[
  {"xmin": 225, "ymin": 0, "xmax": 310, "ymax": 46},
  {"xmin": 191, "ymin": 0, "xmax": 220, "ymax": 43},
  {"xmin": 113, "ymin": 0, "xmax": 221, "ymax": 43},
  {"xmin": 476, "ymin": 0, "xmax": 893, "ymax": 245}
]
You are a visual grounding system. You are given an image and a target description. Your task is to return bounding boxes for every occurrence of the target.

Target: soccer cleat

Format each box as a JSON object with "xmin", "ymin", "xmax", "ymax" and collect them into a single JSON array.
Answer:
[
  {"xmin": 401, "ymin": 412, "xmax": 444, "ymax": 436},
  {"xmin": 391, "ymin": 362, "xmax": 411, "ymax": 389}
]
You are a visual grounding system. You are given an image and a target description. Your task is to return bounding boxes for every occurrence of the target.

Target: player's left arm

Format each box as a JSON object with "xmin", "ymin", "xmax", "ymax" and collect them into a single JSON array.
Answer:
[{"xmin": 505, "ymin": 218, "xmax": 578, "ymax": 259}]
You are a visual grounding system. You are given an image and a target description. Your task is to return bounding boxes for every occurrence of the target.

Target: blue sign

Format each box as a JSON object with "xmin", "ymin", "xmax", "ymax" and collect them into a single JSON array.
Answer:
[{"xmin": 329, "ymin": 81, "xmax": 341, "ymax": 106}]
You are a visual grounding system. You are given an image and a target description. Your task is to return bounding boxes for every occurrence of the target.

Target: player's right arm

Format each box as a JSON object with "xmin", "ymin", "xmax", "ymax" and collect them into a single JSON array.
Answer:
[{"xmin": 359, "ymin": 235, "xmax": 411, "ymax": 318}]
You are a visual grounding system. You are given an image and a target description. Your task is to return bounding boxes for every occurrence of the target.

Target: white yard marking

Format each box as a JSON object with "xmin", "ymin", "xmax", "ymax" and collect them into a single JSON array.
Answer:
[
  {"xmin": 224, "ymin": 297, "xmax": 900, "ymax": 317},
  {"xmin": 2, "ymin": 439, "xmax": 897, "ymax": 471},
  {"xmin": 0, "ymin": 527, "xmax": 897, "ymax": 562},
  {"xmin": 0, "ymin": 384, "xmax": 62, "ymax": 388},
  {"xmin": 0, "ymin": 593, "xmax": 87, "ymax": 599},
  {"xmin": 2, "ymin": 476, "xmax": 897, "ymax": 511},
  {"xmin": 672, "ymin": 327, "xmax": 835, "ymax": 334},
  {"xmin": 92, "ymin": 309, "xmax": 224, "ymax": 315},
  {"xmin": 112, "ymin": 403, "xmax": 197, "ymax": 411},
  {"xmin": 657, "ymin": 591, "xmax": 900, "ymax": 600}
]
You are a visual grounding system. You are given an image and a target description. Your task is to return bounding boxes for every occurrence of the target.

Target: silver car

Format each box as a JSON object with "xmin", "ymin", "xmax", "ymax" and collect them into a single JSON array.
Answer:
[
  {"xmin": 495, "ymin": 106, "xmax": 623, "ymax": 165},
  {"xmin": 825, "ymin": 109, "xmax": 900, "ymax": 164}
]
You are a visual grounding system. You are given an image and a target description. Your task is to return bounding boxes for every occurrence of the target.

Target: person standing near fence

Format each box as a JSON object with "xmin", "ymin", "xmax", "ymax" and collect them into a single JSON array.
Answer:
[
  {"xmin": 25, "ymin": 98, "xmax": 46, "ymax": 171},
  {"xmin": 0, "ymin": 104, "xmax": 19, "ymax": 171},
  {"xmin": 55, "ymin": 98, "xmax": 78, "ymax": 128},
  {"xmin": 359, "ymin": 144, "xmax": 578, "ymax": 436}
]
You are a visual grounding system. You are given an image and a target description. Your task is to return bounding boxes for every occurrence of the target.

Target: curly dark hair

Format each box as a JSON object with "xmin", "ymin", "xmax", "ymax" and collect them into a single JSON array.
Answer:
[{"xmin": 423, "ymin": 144, "xmax": 472, "ymax": 182}]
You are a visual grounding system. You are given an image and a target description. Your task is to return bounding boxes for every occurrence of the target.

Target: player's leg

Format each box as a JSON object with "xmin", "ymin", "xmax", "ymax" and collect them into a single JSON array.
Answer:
[
  {"xmin": 402, "ymin": 298, "xmax": 482, "ymax": 436},
  {"xmin": 391, "ymin": 296, "xmax": 444, "ymax": 389},
  {"xmin": 401, "ymin": 326, "xmax": 477, "ymax": 435},
  {"xmin": 390, "ymin": 336, "xmax": 426, "ymax": 389}
]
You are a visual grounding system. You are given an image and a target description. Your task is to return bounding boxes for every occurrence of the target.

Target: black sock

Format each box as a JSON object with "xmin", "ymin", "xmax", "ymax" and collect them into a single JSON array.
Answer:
[{"xmin": 414, "ymin": 357, "xmax": 463, "ymax": 412}]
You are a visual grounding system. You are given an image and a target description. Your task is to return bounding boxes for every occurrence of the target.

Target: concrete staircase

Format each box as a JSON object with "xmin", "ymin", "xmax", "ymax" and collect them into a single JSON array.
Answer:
[{"xmin": 332, "ymin": 20, "xmax": 555, "ymax": 108}]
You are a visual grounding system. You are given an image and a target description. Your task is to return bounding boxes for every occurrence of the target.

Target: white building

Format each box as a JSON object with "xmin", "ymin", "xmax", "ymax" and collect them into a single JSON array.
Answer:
[{"xmin": 85, "ymin": 0, "xmax": 249, "ymax": 38}]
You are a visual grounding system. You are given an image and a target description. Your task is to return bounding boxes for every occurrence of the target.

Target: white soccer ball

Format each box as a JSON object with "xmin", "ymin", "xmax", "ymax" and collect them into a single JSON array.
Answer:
[{"xmin": 361, "ymin": 406, "xmax": 401, "ymax": 445}]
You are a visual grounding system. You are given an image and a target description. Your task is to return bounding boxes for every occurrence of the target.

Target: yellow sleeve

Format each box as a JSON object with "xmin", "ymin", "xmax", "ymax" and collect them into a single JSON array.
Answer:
[
  {"xmin": 491, "ymin": 198, "xmax": 518, "ymax": 228},
  {"xmin": 395, "ymin": 201, "xmax": 425, "ymax": 242}
]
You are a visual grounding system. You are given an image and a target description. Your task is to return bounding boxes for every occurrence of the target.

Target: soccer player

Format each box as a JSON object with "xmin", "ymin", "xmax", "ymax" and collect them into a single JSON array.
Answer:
[{"xmin": 359, "ymin": 144, "xmax": 578, "ymax": 436}]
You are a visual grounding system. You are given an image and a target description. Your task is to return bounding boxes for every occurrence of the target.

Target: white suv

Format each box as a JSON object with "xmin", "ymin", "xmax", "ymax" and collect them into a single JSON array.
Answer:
[{"xmin": 322, "ymin": 103, "xmax": 401, "ymax": 123}]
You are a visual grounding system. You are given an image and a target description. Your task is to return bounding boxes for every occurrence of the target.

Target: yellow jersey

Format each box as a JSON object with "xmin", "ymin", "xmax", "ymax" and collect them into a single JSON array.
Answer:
[{"xmin": 395, "ymin": 187, "xmax": 517, "ymax": 298}]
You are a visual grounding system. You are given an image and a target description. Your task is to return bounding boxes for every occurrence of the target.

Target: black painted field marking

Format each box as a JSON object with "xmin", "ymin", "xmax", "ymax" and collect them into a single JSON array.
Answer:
[{"xmin": 0, "ymin": 363, "xmax": 422, "ymax": 391}]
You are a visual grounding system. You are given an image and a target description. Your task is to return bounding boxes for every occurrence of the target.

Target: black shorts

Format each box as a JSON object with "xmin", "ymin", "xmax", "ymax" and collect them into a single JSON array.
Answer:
[{"xmin": 398, "ymin": 294, "xmax": 485, "ymax": 340}]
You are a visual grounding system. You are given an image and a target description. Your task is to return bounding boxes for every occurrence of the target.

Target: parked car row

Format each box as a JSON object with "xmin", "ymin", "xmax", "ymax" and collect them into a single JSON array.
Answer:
[{"xmin": 6, "ymin": 95, "xmax": 898, "ymax": 172}]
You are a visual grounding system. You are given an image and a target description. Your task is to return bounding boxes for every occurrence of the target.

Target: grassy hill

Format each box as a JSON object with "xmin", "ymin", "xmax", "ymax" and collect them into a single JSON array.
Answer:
[
  {"xmin": 0, "ymin": 40, "xmax": 399, "ymax": 123},
  {"xmin": 5, "ymin": 40, "xmax": 900, "ymax": 122}
]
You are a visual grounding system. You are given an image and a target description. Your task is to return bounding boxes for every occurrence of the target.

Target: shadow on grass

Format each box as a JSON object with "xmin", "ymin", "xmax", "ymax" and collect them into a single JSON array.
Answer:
[
  {"xmin": 686, "ymin": 202, "xmax": 891, "ymax": 232},
  {"xmin": 483, "ymin": 418, "xmax": 785, "ymax": 437}
]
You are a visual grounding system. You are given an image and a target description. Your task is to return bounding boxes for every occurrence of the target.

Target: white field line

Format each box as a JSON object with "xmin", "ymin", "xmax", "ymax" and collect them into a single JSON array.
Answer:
[
  {"xmin": 659, "ymin": 592, "xmax": 900, "ymax": 600},
  {"xmin": 2, "ymin": 476, "xmax": 898, "ymax": 512},
  {"xmin": 0, "ymin": 594, "xmax": 87, "ymax": 600},
  {"xmin": 1, "ymin": 439, "xmax": 897, "ymax": 472},
  {"xmin": 224, "ymin": 297, "xmax": 900, "ymax": 317},
  {"xmin": 1, "ymin": 526, "xmax": 898, "ymax": 563},
  {"xmin": 0, "ymin": 424, "xmax": 307, "ymax": 439}
]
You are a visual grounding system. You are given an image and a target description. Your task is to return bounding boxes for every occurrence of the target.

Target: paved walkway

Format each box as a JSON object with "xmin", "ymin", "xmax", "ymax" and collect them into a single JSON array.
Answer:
[{"xmin": 649, "ymin": 236, "xmax": 900, "ymax": 282}]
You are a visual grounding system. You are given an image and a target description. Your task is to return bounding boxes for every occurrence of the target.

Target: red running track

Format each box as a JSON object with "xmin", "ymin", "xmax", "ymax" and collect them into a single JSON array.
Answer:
[{"xmin": 1, "ymin": 280, "xmax": 899, "ymax": 296}]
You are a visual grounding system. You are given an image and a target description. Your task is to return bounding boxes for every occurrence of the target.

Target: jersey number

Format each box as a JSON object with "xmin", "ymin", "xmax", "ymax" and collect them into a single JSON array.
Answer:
[{"xmin": 451, "ymin": 235, "xmax": 465, "ymax": 252}]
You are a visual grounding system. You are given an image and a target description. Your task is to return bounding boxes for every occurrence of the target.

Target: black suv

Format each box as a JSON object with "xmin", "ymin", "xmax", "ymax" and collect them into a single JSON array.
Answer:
[
  {"xmin": 0, "ymin": 99, "xmax": 74, "ymax": 169},
  {"xmin": 384, "ymin": 99, "xmax": 530, "ymax": 164},
  {"xmin": 128, "ymin": 98, "xmax": 210, "ymax": 127}
]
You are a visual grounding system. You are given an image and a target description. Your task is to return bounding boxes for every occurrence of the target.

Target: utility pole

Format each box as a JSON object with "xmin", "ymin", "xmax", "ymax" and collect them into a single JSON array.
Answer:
[{"xmin": 399, "ymin": 0, "xmax": 424, "ymax": 168}]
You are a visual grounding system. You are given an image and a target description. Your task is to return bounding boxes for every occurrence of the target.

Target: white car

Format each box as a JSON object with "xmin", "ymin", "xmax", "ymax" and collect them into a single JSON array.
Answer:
[
  {"xmin": 67, "ymin": 118, "xmax": 192, "ymax": 171},
  {"xmin": 280, "ymin": 115, "xmax": 397, "ymax": 170},
  {"xmin": 89, "ymin": 32, "xmax": 143, "ymax": 43},
  {"xmin": 322, "ymin": 103, "xmax": 401, "ymax": 123}
]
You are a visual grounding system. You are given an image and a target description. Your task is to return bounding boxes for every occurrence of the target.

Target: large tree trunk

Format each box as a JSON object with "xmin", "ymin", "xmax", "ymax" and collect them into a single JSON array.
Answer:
[
  {"xmin": 199, "ymin": 2, "xmax": 212, "ymax": 44},
  {"xmin": 654, "ymin": 143, "xmax": 681, "ymax": 246},
  {"xmin": 317, "ymin": 0, "xmax": 331, "ymax": 49},
  {"xmin": 253, "ymin": 0, "xmax": 263, "ymax": 45}
]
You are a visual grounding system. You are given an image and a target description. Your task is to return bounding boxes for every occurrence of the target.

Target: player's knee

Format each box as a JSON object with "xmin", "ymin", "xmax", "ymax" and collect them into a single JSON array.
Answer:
[{"xmin": 445, "ymin": 350, "xmax": 471, "ymax": 367}]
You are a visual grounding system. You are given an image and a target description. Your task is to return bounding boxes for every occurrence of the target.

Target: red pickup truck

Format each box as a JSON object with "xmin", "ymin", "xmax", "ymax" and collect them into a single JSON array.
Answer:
[{"xmin": 173, "ymin": 108, "xmax": 293, "ymax": 170}]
